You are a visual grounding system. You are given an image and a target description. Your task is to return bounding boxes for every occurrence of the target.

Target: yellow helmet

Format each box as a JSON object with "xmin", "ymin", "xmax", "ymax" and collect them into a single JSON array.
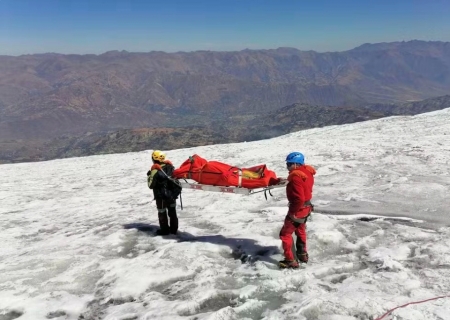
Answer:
[{"xmin": 152, "ymin": 150, "xmax": 166, "ymax": 162}]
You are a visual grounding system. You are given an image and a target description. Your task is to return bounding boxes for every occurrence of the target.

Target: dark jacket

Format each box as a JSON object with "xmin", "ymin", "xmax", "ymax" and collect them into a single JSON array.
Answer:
[{"xmin": 147, "ymin": 160, "xmax": 175, "ymax": 199}]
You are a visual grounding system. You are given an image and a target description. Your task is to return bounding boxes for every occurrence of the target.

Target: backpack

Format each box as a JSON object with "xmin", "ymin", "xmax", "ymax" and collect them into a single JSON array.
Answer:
[{"xmin": 161, "ymin": 164, "xmax": 183, "ymax": 201}]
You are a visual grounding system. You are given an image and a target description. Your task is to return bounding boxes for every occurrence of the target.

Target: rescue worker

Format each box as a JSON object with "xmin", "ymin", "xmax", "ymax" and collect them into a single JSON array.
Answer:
[
  {"xmin": 147, "ymin": 150, "xmax": 178, "ymax": 235},
  {"xmin": 279, "ymin": 152, "xmax": 316, "ymax": 269}
]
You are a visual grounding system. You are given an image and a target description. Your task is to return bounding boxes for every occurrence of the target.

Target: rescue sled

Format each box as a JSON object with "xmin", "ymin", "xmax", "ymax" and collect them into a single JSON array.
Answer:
[
  {"xmin": 178, "ymin": 178, "xmax": 288, "ymax": 197},
  {"xmin": 173, "ymin": 154, "xmax": 287, "ymax": 198}
]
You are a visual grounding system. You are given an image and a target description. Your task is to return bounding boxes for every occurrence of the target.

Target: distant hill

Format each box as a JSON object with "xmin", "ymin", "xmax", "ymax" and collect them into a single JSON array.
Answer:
[
  {"xmin": 238, "ymin": 103, "xmax": 385, "ymax": 141},
  {"xmin": 1, "ymin": 40, "xmax": 450, "ymax": 141},
  {"xmin": 364, "ymin": 95, "xmax": 450, "ymax": 115},
  {"xmin": 0, "ymin": 102, "xmax": 390, "ymax": 163}
]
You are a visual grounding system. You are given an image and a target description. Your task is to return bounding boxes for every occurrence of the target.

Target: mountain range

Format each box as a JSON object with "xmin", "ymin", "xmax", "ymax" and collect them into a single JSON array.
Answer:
[{"xmin": 0, "ymin": 40, "xmax": 449, "ymax": 163}]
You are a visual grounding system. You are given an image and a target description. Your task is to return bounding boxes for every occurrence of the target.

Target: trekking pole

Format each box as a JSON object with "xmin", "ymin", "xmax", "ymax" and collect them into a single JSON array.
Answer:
[{"xmin": 179, "ymin": 193, "xmax": 183, "ymax": 210}]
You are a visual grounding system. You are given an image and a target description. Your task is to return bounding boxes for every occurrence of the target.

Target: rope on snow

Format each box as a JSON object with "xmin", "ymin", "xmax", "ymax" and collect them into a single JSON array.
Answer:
[{"xmin": 374, "ymin": 295, "xmax": 450, "ymax": 320}]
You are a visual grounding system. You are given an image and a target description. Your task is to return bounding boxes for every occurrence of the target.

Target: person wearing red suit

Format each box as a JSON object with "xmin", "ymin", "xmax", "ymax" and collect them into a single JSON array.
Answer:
[{"xmin": 279, "ymin": 152, "xmax": 316, "ymax": 269}]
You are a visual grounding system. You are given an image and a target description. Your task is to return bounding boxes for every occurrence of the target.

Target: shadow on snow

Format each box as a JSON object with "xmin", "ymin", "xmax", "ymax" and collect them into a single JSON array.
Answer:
[{"xmin": 123, "ymin": 222, "xmax": 280, "ymax": 265}]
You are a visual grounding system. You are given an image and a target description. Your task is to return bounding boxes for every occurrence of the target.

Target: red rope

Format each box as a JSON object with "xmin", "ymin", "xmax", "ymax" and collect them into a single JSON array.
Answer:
[{"xmin": 374, "ymin": 295, "xmax": 450, "ymax": 320}]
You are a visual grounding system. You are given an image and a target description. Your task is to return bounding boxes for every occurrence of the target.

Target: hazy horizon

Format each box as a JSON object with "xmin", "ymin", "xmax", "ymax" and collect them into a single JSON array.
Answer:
[
  {"xmin": 1, "ymin": 0, "xmax": 449, "ymax": 56},
  {"xmin": 1, "ymin": 39, "xmax": 449, "ymax": 57}
]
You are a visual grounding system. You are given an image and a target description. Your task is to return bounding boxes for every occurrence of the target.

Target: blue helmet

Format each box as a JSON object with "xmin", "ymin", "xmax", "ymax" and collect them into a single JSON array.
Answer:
[{"xmin": 286, "ymin": 152, "xmax": 305, "ymax": 165}]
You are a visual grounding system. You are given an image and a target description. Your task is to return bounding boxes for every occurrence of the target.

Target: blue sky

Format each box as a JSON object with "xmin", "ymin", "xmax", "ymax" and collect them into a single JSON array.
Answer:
[{"xmin": 0, "ymin": 0, "xmax": 449, "ymax": 55}]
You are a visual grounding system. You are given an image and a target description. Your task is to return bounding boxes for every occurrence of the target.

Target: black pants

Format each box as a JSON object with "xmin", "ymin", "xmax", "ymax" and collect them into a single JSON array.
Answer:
[{"xmin": 156, "ymin": 197, "xmax": 178, "ymax": 234}]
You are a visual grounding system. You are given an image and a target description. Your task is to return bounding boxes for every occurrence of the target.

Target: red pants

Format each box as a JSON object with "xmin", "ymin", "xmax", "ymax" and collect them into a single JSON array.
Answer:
[{"xmin": 279, "ymin": 216, "xmax": 307, "ymax": 261}]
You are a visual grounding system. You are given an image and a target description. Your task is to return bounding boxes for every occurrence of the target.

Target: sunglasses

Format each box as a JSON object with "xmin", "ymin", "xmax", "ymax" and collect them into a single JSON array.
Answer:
[{"xmin": 286, "ymin": 162, "xmax": 295, "ymax": 168}]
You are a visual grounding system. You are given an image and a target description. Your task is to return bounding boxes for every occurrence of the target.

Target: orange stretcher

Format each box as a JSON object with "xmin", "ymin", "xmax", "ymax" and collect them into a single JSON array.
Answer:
[{"xmin": 172, "ymin": 154, "xmax": 287, "ymax": 197}]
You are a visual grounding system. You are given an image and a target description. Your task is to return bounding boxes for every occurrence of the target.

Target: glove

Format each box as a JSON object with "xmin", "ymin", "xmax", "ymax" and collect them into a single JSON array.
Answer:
[{"xmin": 146, "ymin": 170, "xmax": 151, "ymax": 176}]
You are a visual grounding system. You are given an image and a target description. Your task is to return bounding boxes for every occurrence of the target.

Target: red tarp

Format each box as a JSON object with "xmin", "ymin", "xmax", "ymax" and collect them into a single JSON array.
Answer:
[{"xmin": 172, "ymin": 154, "xmax": 279, "ymax": 189}]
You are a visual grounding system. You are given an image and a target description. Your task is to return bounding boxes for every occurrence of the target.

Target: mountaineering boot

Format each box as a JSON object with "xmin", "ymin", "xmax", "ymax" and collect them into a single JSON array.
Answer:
[
  {"xmin": 297, "ymin": 252, "xmax": 309, "ymax": 263},
  {"xmin": 278, "ymin": 260, "xmax": 300, "ymax": 269}
]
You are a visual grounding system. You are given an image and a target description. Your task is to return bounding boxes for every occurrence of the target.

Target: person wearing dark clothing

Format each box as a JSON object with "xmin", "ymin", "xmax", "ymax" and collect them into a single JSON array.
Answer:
[{"xmin": 147, "ymin": 150, "xmax": 178, "ymax": 235}]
